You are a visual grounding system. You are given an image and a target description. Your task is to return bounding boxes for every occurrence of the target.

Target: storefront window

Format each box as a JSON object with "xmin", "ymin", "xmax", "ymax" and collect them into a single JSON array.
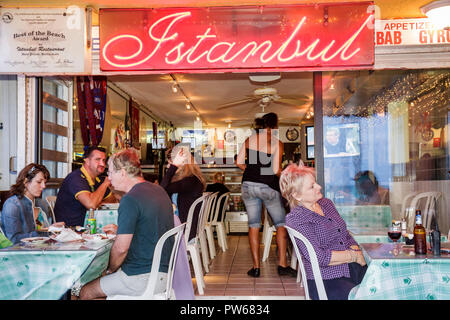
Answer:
[
  {"xmin": 39, "ymin": 78, "xmax": 72, "ymax": 199},
  {"xmin": 321, "ymin": 69, "xmax": 449, "ymax": 233}
]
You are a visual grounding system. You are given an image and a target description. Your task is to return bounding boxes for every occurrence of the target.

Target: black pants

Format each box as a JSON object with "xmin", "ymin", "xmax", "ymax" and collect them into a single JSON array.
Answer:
[{"xmin": 307, "ymin": 263, "xmax": 367, "ymax": 300}]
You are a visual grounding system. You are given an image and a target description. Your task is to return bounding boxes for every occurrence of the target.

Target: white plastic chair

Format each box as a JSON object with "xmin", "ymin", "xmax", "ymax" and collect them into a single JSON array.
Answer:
[
  {"xmin": 185, "ymin": 194, "xmax": 209, "ymax": 295},
  {"xmin": 203, "ymin": 192, "xmax": 219, "ymax": 259},
  {"xmin": 107, "ymin": 222, "xmax": 186, "ymax": 300},
  {"xmin": 204, "ymin": 192, "xmax": 219, "ymax": 259},
  {"xmin": 45, "ymin": 195, "xmax": 57, "ymax": 224},
  {"xmin": 262, "ymin": 209, "xmax": 276, "ymax": 262},
  {"xmin": 401, "ymin": 192, "xmax": 419, "ymax": 231},
  {"xmin": 285, "ymin": 225, "xmax": 328, "ymax": 300},
  {"xmin": 197, "ymin": 192, "xmax": 212, "ymax": 273},
  {"xmin": 207, "ymin": 192, "xmax": 230, "ymax": 252},
  {"xmin": 408, "ymin": 191, "xmax": 443, "ymax": 231}
]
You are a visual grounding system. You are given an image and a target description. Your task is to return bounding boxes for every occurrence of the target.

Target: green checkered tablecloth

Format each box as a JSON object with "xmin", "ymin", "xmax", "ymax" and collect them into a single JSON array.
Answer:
[
  {"xmin": 336, "ymin": 205, "xmax": 392, "ymax": 229},
  {"xmin": 0, "ymin": 241, "xmax": 112, "ymax": 300},
  {"xmin": 348, "ymin": 243, "xmax": 450, "ymax": 300},
  {"xmin": 83, "ymin": 209, "xmax": 118, "ymax": 232},
  {"xmin": 353, "ymin": 234, "xmax": 448, "ymax": 244},
  {"xmin": 354, "ymin": 235, "xmax": 390, "ymax": 243}
]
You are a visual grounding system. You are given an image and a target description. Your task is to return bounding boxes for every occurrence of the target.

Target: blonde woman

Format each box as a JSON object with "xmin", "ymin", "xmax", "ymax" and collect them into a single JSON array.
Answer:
[
  {"xmin": 279, "ymin": 164, "xmax": 367, "ymax": 300},
  {"xmin": 160, "ymin": 143, "xmax": 206, "ymax": 241}
]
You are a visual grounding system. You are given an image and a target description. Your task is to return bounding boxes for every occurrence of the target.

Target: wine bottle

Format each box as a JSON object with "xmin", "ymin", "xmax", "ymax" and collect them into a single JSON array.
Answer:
[{"xmin": 413, "ymin": 210, "xmax": 427, "ymax": 255}]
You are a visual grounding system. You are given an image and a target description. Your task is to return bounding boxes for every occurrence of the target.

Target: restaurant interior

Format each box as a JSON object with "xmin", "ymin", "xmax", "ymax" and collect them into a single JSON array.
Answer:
[
  {"xmin": 66, "ymin": 68, "xmax": 449, "ymax": 298},
  {"xmin": 68, "ymin": 69, "xmax": 450, "ymax": 233},
  {"xmin": 11, "ymin": 67, "xmax": 450, "ymax": 299}
]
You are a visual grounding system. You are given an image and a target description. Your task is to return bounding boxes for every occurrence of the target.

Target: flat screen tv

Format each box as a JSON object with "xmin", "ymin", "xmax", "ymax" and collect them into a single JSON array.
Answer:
[
  {"xmin": 146, "ymin": 130, "xmax": 166, "ymax": 149},
  {"xmin": 323, "ymin": 123, "xmax": 360, "ymax": 158},
  {"xmin": 306, "ymin": 126, "xmax": 314, "ymax": 160}
]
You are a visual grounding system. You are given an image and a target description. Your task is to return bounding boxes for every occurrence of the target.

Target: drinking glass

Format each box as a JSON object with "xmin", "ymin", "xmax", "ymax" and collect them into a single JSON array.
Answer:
[
  {"xmin": 388, "ymin": 226, "xmax": 402, "ymax": 255},
  {"xmin": 388, "ymin": 226, "xmax": 402, "ymax": 243}
]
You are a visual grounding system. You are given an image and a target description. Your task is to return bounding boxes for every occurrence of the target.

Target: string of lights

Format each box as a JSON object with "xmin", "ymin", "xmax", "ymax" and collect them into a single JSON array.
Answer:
[{"xmin": 169, "ymin": 74, "xmax": 206, "ymax": 125}]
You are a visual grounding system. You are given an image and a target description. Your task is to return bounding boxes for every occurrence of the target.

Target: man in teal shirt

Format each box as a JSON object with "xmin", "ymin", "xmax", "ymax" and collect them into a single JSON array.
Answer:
[{"xmin": 79, "ymin": 148, "xmax": 174, "ymax": 299}]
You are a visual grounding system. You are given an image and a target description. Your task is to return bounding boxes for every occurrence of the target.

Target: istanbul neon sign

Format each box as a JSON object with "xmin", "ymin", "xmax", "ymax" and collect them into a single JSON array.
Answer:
[{"xmin": 100, "ymin": 4, "xmax": 374, "ymax": 72}]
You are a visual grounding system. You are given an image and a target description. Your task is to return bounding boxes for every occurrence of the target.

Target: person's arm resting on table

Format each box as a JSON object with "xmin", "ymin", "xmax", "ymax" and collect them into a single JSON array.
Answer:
[
  {"xmin": 101, "ymin": 188, "xmax": 118, "ymax": 204},
  {"xmin": 77, "ymin": 178, "xmax": 112, "ymax": 209}
]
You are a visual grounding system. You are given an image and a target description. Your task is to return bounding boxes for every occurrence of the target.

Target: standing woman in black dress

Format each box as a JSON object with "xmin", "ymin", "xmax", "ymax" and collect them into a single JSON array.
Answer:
[{"xmin": 160, "ymin": 143, "xmax": 206, "ymax": 241}]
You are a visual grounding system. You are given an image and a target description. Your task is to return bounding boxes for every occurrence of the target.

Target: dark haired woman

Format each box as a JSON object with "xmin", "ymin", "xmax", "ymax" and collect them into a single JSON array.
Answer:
[
  {"xmin": 1, "ymin": 163, "xmax": 64, "ymax": 244},
  {"xmin": 236, "ymin": 112, "xmax": 296, "ymax": 277}
]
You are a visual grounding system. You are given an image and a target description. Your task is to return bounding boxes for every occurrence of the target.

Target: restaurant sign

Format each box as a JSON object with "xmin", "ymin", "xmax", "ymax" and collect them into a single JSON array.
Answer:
[
  {"xmin": 100, "ymin": 3, "xmax": 374, "ymax": 72},
  {"xmin": 375, "ymin": 18, "xmax": 450, "ymax": 46},
  {"xmin": 0, "ymin": 7, "xmax": 86, "ymax": 73}
]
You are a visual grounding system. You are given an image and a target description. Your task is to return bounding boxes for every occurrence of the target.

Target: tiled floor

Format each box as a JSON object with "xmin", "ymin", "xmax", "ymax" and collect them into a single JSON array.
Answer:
[{"xmin": 193, "ymin": 233, "xmax": 305, "ymax": 299}]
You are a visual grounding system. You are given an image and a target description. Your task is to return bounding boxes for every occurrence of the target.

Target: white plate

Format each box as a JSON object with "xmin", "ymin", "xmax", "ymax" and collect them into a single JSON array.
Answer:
[
  {"xmin": 20, "ymin": 237, "xmax": 50, "ymax": 244},
  {"xmin": 82, "ymin": 233, "xmax": 115, "ymax": 242},
  {"xmin": 99, "ymin": 203, "xmax": 119, "ymax": 210}
]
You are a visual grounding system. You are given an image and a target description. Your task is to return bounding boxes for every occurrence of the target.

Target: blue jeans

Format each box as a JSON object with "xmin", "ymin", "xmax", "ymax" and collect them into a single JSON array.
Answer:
[{"xmin": 241, "ymin": 181, "xmax": 286, "ymax": 228}]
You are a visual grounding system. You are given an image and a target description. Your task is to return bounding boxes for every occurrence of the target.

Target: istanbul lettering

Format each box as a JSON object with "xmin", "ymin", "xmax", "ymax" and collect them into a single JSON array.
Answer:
[{"xmin": 101, "ymin": 9, "xmax": 374, "ymax": 71}]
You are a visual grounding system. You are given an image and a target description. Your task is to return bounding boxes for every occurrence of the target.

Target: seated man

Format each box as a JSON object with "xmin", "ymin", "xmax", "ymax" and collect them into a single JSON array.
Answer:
[
  {"xmin": 54, "ymin": 146, "xmax": 116, "ymax": 227},
  {"xmin": 79, "ymin": 148, "xmax": 175, "ymax": 299}
]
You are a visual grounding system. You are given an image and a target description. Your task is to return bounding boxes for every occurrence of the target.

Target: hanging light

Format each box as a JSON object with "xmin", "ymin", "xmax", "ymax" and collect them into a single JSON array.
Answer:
[
  {"xmin": 196, "ymin": 115, "xmax": 201, "ymax": 121},
  {"xmin": 329, "ymin": 78, "xmax": 335, "ymax": 90},
  {"xmin": 185, "ymin": 102, "xmax": 191, "ymax": 110},
  {"xmin": 421, "ymin": 0, "xmax": 450, "ymax": 30},
  {"xmin": 172, "ymin": 83, "xmax": 178, "ymax": 93},
  {"xmin": 228, "ymin": 122, "xmax": 232, "ymax": 129}
]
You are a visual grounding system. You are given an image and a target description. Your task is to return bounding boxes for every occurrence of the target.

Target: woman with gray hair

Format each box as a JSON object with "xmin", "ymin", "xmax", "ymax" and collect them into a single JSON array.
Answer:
[{"xmin": 279, "ymin": 163, "xmax": 367, "ymax": 300}]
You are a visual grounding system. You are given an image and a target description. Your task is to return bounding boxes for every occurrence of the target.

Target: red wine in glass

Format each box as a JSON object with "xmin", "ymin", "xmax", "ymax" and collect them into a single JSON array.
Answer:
[{"xmin": 388, "ymin": 230, "xmax": 402, "ymax": 242}]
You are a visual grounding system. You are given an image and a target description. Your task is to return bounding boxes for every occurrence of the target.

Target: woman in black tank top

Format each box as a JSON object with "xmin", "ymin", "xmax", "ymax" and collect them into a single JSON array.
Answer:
[{"xmin": 236, "ymin": 113, "xmax": 296, "ymax": 278}]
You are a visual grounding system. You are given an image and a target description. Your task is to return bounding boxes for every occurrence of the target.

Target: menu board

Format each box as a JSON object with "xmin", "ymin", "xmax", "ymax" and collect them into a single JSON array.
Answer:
[{"xmin": 375, "ymin": 18, "xmax": 450, "ymax": 46}]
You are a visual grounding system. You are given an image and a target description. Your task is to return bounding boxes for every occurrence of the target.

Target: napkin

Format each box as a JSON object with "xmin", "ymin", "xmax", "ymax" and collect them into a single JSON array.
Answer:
[
  {"xmin": 52, "ymin": 228, "xmax": 82, "ymax": 242},
  {"xmin": 48, "ymin": 225, "xmax": 65, "ymax": 233}
]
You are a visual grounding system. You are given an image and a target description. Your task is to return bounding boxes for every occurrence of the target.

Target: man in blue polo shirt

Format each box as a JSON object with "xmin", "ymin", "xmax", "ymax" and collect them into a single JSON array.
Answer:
[{"xmin": 54, "ymin": 146, "xmax": 116, "ymax": 227}]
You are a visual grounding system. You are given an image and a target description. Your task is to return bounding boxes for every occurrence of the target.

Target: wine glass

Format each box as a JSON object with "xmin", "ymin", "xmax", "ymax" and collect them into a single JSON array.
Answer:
[
  {"xmin": 388, "ymin": 226, "xmax": 402, "ymax": 243},
  {"xmin": 388, "ymin": 225, "xmax": 402, "ymax": 255}
]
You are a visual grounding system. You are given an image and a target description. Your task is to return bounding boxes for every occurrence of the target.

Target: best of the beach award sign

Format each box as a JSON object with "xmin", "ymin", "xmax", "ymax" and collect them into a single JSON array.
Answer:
[{"xmin": 0, "ymin": 7, "xmax": 86, "ymax": 73}]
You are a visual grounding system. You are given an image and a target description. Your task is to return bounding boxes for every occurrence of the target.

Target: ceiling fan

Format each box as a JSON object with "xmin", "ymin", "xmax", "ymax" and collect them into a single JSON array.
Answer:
[{"xmin": 216, "ymin": 87, "xmax": 310, "ymax": 111}]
